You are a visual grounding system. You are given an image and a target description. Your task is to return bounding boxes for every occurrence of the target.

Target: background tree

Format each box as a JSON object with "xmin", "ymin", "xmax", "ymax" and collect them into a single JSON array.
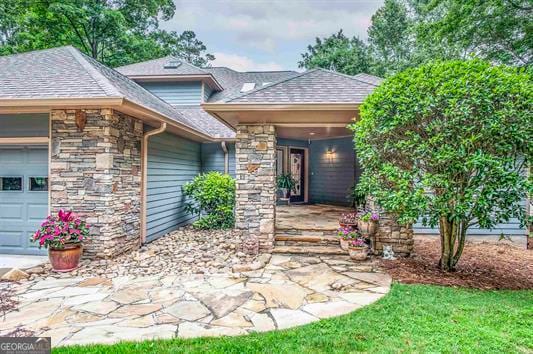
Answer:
[
  {"xmin": 418, "ymin": 0, "xmax": 532, "ymax": 66},
  {"xmin": 299, "ymin": 0, "xmax": 530, "ymax": 77},
  {"xmin": 350, "ymin": 60, "xmax": 532, "ymax": 271},
  {"xmin": 298, "ymin": 30, "xmax": 370, "ymax": 75},
  {"xmin": 367, "ymin": 0, "xmax": 413, "ymax": 76},
  {"xmin": 0, "ymin": 0, "xmax": 215, "ymax": 67}
]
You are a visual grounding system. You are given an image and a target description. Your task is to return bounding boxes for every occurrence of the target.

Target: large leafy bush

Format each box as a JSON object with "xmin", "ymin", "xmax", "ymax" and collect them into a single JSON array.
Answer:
[
  {"xmin": 350, "ymin": 60, "xmax": 532, "ymax": 271},
  {"xmin": 183, "ymin": 172, "xmax": 235, "ymax": 229}
]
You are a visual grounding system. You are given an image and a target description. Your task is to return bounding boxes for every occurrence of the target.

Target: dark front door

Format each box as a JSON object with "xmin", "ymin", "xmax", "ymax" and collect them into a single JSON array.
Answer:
[{"xmin": 289, "ymin": 148, "xmax": 305, "ymax": 203}]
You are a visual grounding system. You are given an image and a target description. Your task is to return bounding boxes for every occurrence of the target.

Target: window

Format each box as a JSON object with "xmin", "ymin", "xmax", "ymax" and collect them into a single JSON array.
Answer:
[
  {"xmin": 0, "ymin": 177, "xmax": 22, "ymax": 191},
  {"xmin": 29, "ymin": 177, "xmax": 48, "ymax": 192},
  {"xmin": 240, "ymin": 83, "xmax": 256, "ymax": 92},
  {"xmin": 164, "ymin": 60, "xmax": 181, "ymax": 69},
  {"xmin": 276, "ymin": 148, "xmax": 285, "ymax": 176}
]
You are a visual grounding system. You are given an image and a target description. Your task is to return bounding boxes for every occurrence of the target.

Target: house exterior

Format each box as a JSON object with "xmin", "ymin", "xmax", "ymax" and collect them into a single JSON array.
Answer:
[{"xmin": 0, "ymin": 46, "xmax": 526, "ymax": 257}]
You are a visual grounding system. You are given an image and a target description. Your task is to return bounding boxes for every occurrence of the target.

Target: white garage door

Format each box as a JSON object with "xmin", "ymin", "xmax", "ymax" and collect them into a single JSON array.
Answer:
[{"xmin": 0, "ymin": 146, "xmax": 48, "ymax": 255}]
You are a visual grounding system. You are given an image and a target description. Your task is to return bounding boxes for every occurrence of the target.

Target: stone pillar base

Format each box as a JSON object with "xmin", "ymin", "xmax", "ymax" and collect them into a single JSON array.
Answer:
[
  {"xmin": 235, "ymin": 124, "xmax": 276, "ymax": 252},
  {"xmin": 372, "ymin": 213, "xmax": 414, "ymax": 257}
]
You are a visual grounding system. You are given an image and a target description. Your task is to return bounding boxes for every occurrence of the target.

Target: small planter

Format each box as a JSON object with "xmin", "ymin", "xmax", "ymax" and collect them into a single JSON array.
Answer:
[
  {"xmin": 340, "ymin": 238, "xmax": 350, "ymax": 251},
  {"xmin": 49, "ymin": 244, "xmax": 82, "ymax": 272},
  {"xmin": 339, "ymin": 212, "xmax": 358, "ymax": 229},
  {"xmin": 348, "ymin": 246, "xmax": 368, "ymax": 261},
  {"xmin": 339, "ymin": 222, "xmax": 357, "ymax": 229},
  {"xmin": 358, "ymin": 220, "xmax": 377, "ymax": 237}
]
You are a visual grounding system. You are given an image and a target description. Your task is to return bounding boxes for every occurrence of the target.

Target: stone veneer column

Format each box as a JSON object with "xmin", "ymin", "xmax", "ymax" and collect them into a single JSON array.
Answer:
[
  {"xmin": 235, "ymin": 124, "xmax": 276, "ymax": 252},
  {"xmin": 50, "ymin": 109, "xmax": 143, "ymax": 258}
]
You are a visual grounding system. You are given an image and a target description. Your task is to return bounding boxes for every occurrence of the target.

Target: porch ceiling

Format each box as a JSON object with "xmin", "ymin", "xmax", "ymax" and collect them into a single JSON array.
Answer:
[{"xmin": 202, "ymin": 103, "xmax": 359, "ymax": 129}]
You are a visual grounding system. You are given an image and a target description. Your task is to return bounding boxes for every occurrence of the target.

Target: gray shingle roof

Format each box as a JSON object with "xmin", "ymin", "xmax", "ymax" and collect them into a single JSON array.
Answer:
[
  {"xmin": 174, "ymin": 106, "xmax": 234, "ymax": 139},
  {"xmin": 227, "ymin": 68, "xmax": 377, "ymax": 103},
  {"xmin": 203, "ymin": 67, "xmax": 299, "ymax": 102},
  {"xmin": 0, "ymin": 46, "xmax": 118, "ymax": 99},
  {"xmin": 115, "ymin": 56, "xmax": 209, "ymax": 76},
  {"xmin": 353, "ymin": 73, "xmax": 383, "ymax": 86},
  {"xmin": 0, "ymin": 46, "xmax": 233, "ymax": 139}
]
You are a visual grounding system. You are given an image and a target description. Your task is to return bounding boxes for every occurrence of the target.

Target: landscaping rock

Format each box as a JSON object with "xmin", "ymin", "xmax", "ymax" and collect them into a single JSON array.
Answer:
[
  {"xmin": 28, "ymin": 227, "xmax": 259, "ymax": 280},
  {"xmin": 1, "ymin": 268, "xmax": 30, "ymax": 281}
]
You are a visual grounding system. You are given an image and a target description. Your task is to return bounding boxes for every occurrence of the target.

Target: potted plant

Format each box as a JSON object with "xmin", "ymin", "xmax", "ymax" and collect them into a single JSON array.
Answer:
[
  {"xmin": 339, "ymin": 211, "xmax": 358, "ymax": 228},
  {"xmin": 358, "ymin": 212, "xmax": 379, "ymax": 237},
  {"xmin": 276, "ymin": 173, "xmax": 296, "ymax": 199},
  {"xmin": 337, "ymin": 226, "xmax": 357, "ymax": 250},
  {"xmin": 31, "ymin": 210, "xmax": 89, "ymax": 272},
  {"xmin": 348, "ymin": 237, "xmax": 369, "ymax": 261}
]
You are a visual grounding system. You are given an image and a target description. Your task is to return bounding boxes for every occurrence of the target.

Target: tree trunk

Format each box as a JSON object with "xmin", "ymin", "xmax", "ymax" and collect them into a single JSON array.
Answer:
[{"xmin": 438, "ymin": 217, "xmax": 468, "ymax": 271}]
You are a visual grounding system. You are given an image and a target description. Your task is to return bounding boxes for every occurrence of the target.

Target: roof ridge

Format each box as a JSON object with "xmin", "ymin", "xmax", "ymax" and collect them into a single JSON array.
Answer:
[
  {"xmin": 66, "ymin": 46, "xmax": 122, "ymax": 97},
  {"xmin": 313, "ymin": 67, "xmax": 380, "ymax": 87},
  {"xmin": 0, "ymin": 45, "xmax": 74, "ymax": 59},
  {"xmin": 226, "ymin": 69, "xmax": 320, "ymax": 102},
  {"xmin": 353, "ymin": 73, "xmax": 383, "ymax": 86},
  {"xmin": 116, "ymin": 55, "xmax": 209, "ymax": 74},
  {"xmin": 115, "ymin": 55, "xmax": 173, "ymax": 69},
  {"xmin": 177, "ymin": 60, "xmax": 209, "ymax": 74}
]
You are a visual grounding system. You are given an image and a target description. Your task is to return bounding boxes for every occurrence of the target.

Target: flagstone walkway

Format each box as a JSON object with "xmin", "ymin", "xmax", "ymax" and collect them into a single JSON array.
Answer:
[{"xmin": 1, "ymin": 254, "xmax": 391, "ymax": 347}]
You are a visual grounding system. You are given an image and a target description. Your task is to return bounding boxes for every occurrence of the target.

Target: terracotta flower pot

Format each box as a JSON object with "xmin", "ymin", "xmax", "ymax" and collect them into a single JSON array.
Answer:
[
  {"xmin": 340, "ymin": 238, "xmax": 350, "ymax": 250},
  {"xmin": 358, "ymin": 220, "xmax": 377, "ymax": 237},
  {"xmin": 339, "ymin": 223, "xmax": 357, "ymax": 229},
  {"xmin": 48, "ymin": 243, "xmax": 82, "ymax": 272},
  {"xmin": 348, "ymin": 246, "xmax": 368, "ymax": 261}
]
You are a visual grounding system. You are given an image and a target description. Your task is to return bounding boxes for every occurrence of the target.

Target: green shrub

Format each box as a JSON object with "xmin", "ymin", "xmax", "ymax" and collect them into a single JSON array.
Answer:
[{"xmin": 183, "ymin": 172, "xmax": 236, "ymax": 229}]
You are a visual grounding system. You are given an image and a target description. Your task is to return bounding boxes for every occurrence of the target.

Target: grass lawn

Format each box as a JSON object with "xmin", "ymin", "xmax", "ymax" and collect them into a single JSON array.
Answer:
[{"xmin": 54, "ymin": 284, "xmax": 532, "ymax": 353}]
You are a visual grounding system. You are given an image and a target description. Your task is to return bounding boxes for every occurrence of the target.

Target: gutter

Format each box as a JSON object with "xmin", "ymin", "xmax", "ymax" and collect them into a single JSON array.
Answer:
[
  {"xmin": 221, "ymin": 141, "xmax": 229, "ymax": 174},
  {"xmin": 141, "ymin": 122, "xmax": 167, "ymax": 244}
]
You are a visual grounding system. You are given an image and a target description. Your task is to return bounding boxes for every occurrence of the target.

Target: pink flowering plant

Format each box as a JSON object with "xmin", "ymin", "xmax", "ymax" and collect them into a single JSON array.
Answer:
[
  {"xmin": 348, "ymin": 238, "xmax": 367, "ymax": 248},
  {"xmin": 339, "ymin": 212, "xmax": 358, "ymax": 225},
  {"xmin": 31, "ymin": 210, "xmax": 89, "ymax": 249},
  {"xmin": 337, "ymin": 226, "xmax": 358, "ymax": 240},
  {"xmin": 360, "ymin": 211, "xmax": 379, "ymax": 222}
]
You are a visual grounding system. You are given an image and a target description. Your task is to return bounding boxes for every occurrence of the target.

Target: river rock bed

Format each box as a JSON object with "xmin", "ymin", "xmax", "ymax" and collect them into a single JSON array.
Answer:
[{"xmin": 25, "ymin": 227, "xmax": 260, "ymax": 280}]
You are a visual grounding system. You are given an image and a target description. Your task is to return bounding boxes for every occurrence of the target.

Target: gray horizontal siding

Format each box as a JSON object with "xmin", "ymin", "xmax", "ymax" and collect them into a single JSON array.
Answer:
[
  {"xmin": 414, "ymin": 200, "xmax": 528, "ymax": 236},
  {"xmin": 0, "ymin": 114, "xmax": 49, "ymax": 137},
  {"xmin": 309, "ymin": 137, "xmax": 356, "ymax": 206},
  {"xmin": 140, "ymin": 81, "xmax": 202, "ymax": 106},
  {"xmin": 201, "ymin": 143, "xmax": 236, "ymax": 177},
  {"xmin": 203, "ymin": 84, "xmax": 213, "ymax": 102},
  {"xmin": 146, "ymin": 132, "xmax": 201, "ymax": 242}
]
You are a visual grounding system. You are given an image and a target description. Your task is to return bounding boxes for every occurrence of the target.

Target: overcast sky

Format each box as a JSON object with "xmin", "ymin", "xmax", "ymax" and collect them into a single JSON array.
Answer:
[{"xmin": 160, "ymin": 0, "xmax": 384, "ymax": 71}]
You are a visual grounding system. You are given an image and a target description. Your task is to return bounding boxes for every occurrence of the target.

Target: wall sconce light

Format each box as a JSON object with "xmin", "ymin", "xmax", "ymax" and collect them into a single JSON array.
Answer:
[{"xmin": 326, "ymin": 148, "xmax": 335, "ymax": 159}]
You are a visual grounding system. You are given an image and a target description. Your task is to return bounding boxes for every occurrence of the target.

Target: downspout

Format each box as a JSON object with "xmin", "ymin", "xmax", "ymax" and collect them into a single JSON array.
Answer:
[
  {"xmin": 221, "ymin": 141, "xmax": 229, "ymax": 174},
  {"xmin": 140, "ymin": 122, "xmax": 167, "ymax": 244}
]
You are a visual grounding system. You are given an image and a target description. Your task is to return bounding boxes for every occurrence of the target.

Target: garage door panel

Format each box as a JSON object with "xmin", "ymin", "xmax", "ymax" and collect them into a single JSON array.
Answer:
[
  {"xmin": 28, "ymin": 203, "xmax": 48, "ymax": 221},
  {"xmin": 26, "ymin": 149, "xmax": 48, "ymax": 163},
  {"xmin": 0, "ymin": 203, "xmax": 24, "ymax": 221},
  {"xmin": 0, "ymin": 230, "xmax": 25, "ymax": 248},
  {"xmin": 0, "ymin": 146, "xmax": 48, "ymax": 255},
  {"xmin": 0, "ymin": 150, "xmax": 24, "ymax": 163}
]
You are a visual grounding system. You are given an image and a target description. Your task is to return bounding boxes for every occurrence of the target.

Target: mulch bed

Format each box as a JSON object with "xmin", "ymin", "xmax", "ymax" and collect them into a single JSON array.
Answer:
[{"xmin": 380, "ymin": 237, "xmax": 533, "ymax": 290}]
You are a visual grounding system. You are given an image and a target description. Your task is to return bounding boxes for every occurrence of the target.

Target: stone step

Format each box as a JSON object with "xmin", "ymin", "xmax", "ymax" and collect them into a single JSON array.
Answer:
[
  {"xmin": 274, "ymin": 234, "xmax": 339, "ymax": 246},
  {"xmin": 272, "ymin": 245, "xmax": 347, "ymax": 256},
  {"xmin": 275, "ymin": 228, "xmax": 338, "ymax": 237}
]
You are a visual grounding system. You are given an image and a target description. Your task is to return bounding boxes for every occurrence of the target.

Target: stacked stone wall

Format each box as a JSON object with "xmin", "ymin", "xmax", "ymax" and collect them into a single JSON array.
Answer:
[
  {"xmin": 235, "ymin": 124, "xmax": 276, "ymax": 252},
  {"xmin": 50, "ymin": 109, "xmax": 143, "ymax": 258},
  {"xmin": 373, "ymin": 214, "xmax": 414, "ymax": 257}
]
